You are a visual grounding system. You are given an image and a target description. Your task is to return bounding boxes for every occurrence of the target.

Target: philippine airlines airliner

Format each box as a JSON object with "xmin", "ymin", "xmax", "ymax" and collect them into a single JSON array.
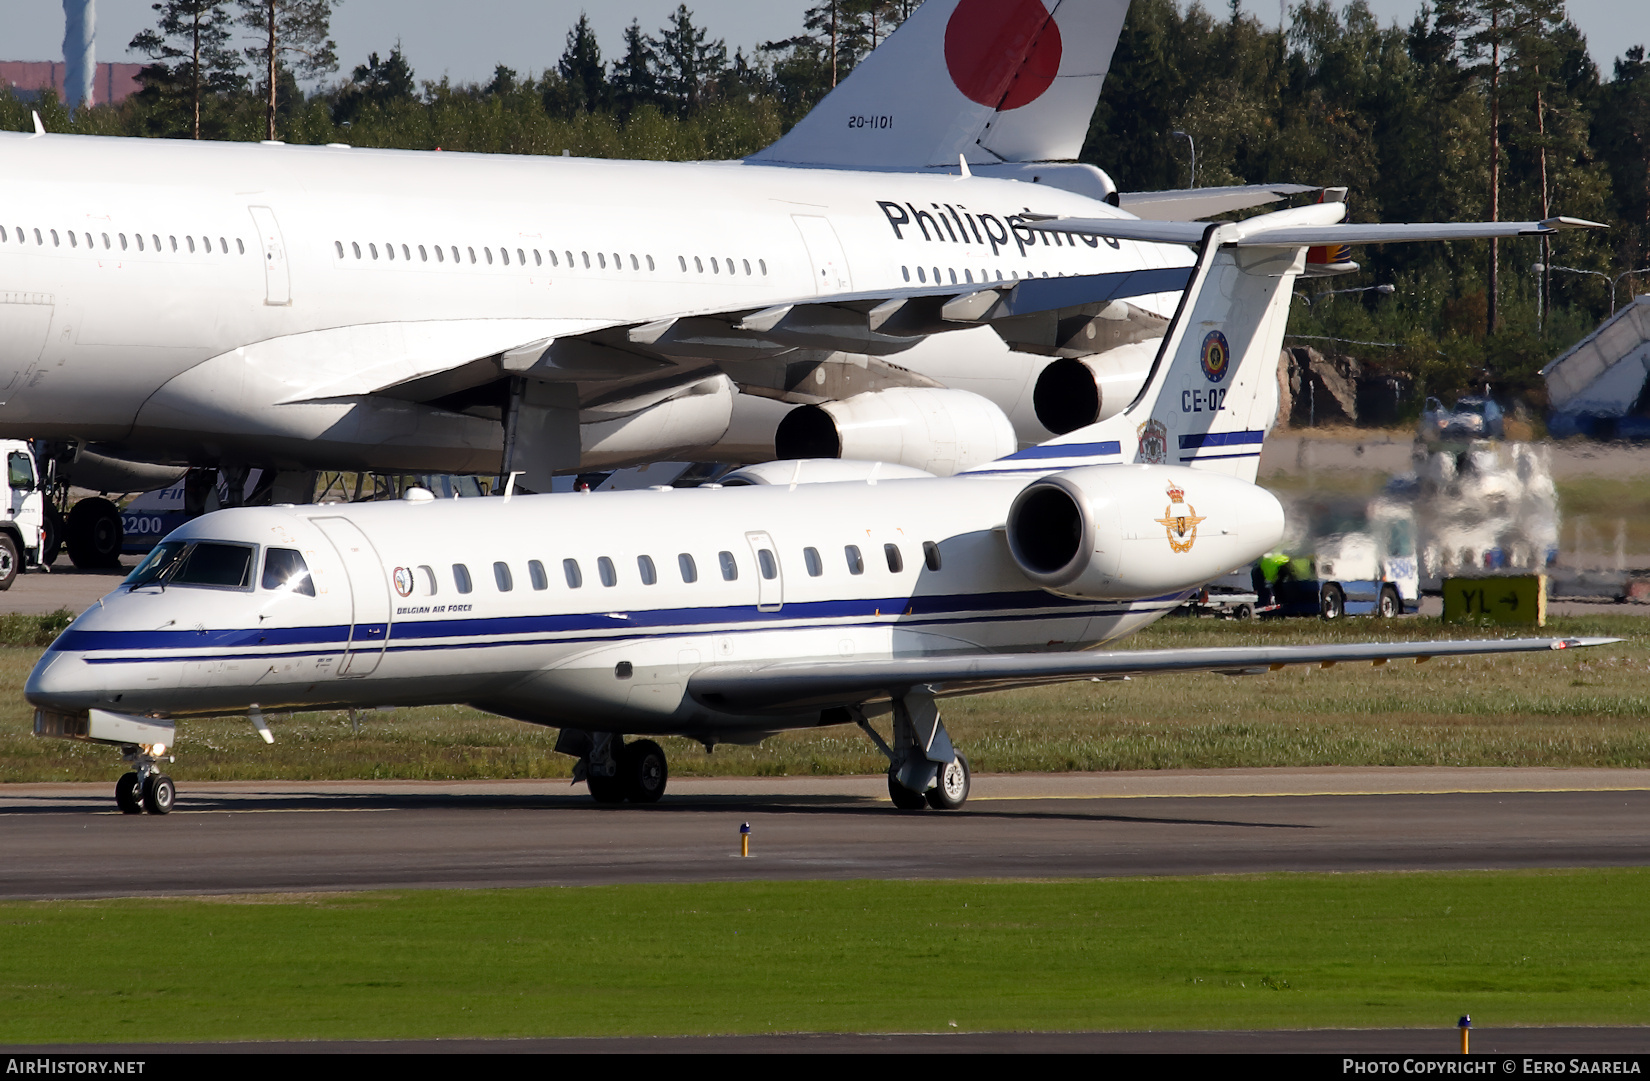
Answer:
[
  {"xmin": 0, "ymin": 0, "xmax": 1326, "ymax": 566},
  {"xmin": 27, "ymin": 197, "xmax": 1608, "ymax": 814}
]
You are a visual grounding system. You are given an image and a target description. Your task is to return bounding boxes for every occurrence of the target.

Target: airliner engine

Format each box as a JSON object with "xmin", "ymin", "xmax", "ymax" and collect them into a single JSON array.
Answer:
[
  {"xmin": 1031, "ymin": 339, "xmax": 1159, "ymax": 434},
  {"xmin": 774, "ymin": 387, "xmax": 1017, "ymax": 476},
  {"xmin": 1005, "ymin": 465, "xmax": 1285, "ymax": 600}
]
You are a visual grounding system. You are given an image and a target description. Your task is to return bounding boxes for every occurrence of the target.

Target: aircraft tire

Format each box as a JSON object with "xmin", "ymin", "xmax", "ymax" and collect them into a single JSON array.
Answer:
[
  {"xmin": 141, "ymin": 773, "xmax": 175, "ymax": 815},
  {"xmin": 66, "ymin": 498, "xmax": 125, "ymax": 570},
  {"xmin": 587, "ymin": 770, "xmax": 627, "ymax": 804},
  {"xmin": 115, "ymin": 772, "xmax": 142, "ymax": 814},
  {"xmin": 0, "ymin": 534, "xmax": 18, "ymax": 590},
  {"xmin": 887, "ymin": 774, "xmax": 928, "ymax": 810},
  {"xmin": 622, "ymin": 740, "xmax": 668, "ymax": 804},
  {"xmin": 1319, "ymin": 583, "xmax": 1345, "ymax": 621},
  {"xmin": 925, "ymin": 754, "xmax": 971, "ymax": 810}
]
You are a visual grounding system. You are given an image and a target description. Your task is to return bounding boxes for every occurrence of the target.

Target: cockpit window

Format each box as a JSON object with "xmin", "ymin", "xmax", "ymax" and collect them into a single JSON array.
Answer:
[
  {"xmin": 261, "ymin": 547, "xmax": 315, "ymax": 596},
  {"xmin": 173, "ymin": 542, "xmax": 255, "ymax": 588},
  {"xmin": 126, "ymin": 541, "xmax": 254, "ymax": 590},
  {"xmin": 125, "ymin": 541, "xmax": 188, "ymax": 587}
]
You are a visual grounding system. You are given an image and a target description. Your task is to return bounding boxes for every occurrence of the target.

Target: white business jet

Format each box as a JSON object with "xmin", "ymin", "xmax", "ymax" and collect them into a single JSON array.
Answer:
[
  {"xmin": 26, "ymin": 196, "xmax": 1608, "ymax": 814},
  {"xmin": 0, "ymin": 0, "xmax": 1319, "ymax": 566}
]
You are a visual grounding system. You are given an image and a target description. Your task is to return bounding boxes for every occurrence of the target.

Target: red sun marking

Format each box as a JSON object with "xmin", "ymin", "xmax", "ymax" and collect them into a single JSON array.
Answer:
[{"xmin": 944, "ymin": 0, "xmax": 1063, "ymax": 112}]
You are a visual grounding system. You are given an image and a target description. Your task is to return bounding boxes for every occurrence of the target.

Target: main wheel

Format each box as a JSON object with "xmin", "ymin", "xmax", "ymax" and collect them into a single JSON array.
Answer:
[
  {"xmin": 115, "ymin": 772, "xmax": 142, "ymax": 814},
  {"xmin": 1377, "ymin": 585, "xmax": 1400, "ymax": 618},
  {"xmin": 887, "ymin": 773, "xmax": 928, "ymax": 810},
  {"xmin": 621, "ymin": 739, "xmax": 668, "ymax": 804},
  {"xmin": 0, "ymin": 533, "xmax": 18, "ymax": 591},
  {"xmin": 141, "ymin": 773, "xmax": 175, "ymax": 815},
  {"xmin": 926, "ymin": 754, "xmax": 971, "ymax": 810},
  {"xmin": 1320, "ymin": 583, "xmax": 1346, "ymax": 621},
  {"xmin": 586, "ymin": 769, "xmax": 626, "ymax": 804},
  {"xmin": 66, "ymin": 498, "xmax": 124, "ymax": 569}
]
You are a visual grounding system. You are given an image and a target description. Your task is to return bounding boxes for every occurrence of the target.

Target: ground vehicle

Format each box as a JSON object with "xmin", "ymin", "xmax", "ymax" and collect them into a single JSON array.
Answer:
[
  {"xmin": 1261, "ymin": 493, "xmax": 1420, "ymax": 619},
  {"xmin": 1420, "ymin": 395, "xmax": 1505, "ymax": 442},
  {"xmin": 0, "ymin": 441, "xmax": 46, "ymax": 587}
]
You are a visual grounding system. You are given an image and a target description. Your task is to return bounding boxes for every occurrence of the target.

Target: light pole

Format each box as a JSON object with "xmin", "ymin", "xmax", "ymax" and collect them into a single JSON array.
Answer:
[
  {"xmin": 1298, "ymin": 282, "xmax": 1395, "ymax": 310},
  {"xmin": 1171, "ymin": 130, "xmax": 1196, "ymax": 189},
  {"xmin": 1533, "ymin": 262, "xmax": 1650, "ymax": 316}
]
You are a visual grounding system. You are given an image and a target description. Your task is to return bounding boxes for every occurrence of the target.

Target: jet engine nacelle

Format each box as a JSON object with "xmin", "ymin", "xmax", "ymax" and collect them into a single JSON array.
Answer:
[
  {"xmin": 1031, "ymin": 340, "xmax": 1159, "ymax": 435},
  {"xmin": 774, "ymin": 387, "xmax": 1016, "ymax": 477},
  {"xmin": 1006, "ymin": 465, "xmax": 1285, "ymax": 600}
]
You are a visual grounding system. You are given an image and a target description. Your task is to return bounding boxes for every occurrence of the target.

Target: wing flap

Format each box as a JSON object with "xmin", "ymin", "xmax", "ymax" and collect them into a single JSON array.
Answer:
[{"xmin": 688, "ymin": 637, "xmax": 1615, "ymax": 714}]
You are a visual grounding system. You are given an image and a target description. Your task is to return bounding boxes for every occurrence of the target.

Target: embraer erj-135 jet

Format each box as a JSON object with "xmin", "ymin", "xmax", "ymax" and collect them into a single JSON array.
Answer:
[
  {"xmin": 0, "ymin": 0, "xmax": 1321, "ymax": 566},
  {"xmin": 28, "ymin": 197, "xmax": 1607, "ymax": 814}
]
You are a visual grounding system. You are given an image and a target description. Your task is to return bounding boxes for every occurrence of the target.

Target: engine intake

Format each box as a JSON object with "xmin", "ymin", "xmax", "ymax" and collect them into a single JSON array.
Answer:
[{"xmin": 1032, "ymin": 340, "xmax": 1159, "ymax": 435}]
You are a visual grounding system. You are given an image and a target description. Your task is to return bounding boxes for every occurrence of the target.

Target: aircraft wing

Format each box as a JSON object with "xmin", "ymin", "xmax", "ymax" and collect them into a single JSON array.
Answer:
[
  {"xmin": 687, "ymin": 636, "xmax": 1616, "ymax": 715},
  {"xmin": 1027, "ymin": 212, "xmax": 1606, "ymax": 247},
  {"xmin": 1118, "ymin": 183, "xmax": 1320, "ymax": 221}
]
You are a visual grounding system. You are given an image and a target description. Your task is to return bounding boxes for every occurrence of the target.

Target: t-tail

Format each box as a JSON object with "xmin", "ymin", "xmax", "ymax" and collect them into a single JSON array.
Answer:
[{"xmin": 967, "ymin": 201, "xmax": 1605, "ymax": 482}]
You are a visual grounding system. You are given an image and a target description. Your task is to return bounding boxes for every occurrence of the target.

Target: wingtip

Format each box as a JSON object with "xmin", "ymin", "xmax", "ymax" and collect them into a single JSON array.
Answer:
[
  {"xmin": 1540, "ymin": 216, "xmax": 1609, "ymax": 231},
  {"xmin": 1555, "ymin": 636, "xmax": 1622, "ymax": 649}
]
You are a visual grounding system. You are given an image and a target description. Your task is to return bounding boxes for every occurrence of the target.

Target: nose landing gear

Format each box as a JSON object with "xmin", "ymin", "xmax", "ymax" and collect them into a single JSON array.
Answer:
[{"xmin": 115, "ymin": 744, "xmax": 175, "ymax": 815}]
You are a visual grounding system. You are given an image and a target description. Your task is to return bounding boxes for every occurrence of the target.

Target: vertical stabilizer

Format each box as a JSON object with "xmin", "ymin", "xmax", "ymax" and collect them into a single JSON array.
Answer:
[
  {"xmin": 62, "ymin": 0, "xmax": 96, "ymax": 111},
  {"xmin": 751, "ymin": 0, "xmax": 1131, "ymax": 170}
]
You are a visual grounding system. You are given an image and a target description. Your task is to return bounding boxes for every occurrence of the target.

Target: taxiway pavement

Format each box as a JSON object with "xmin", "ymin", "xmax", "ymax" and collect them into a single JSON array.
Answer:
[{"xmin": 2, "ymin": 768, "xmax": 1647, "ymax": 899}]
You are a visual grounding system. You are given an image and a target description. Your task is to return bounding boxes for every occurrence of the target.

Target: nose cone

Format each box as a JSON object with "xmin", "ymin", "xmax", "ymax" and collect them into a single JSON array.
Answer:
[{"xmin": 25, "ymin": 649, "xmax": 102, "ymax": 713}]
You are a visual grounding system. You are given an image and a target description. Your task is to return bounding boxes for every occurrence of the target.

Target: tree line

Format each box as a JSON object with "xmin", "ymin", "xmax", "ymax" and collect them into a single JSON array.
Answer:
[{"xmin": 3, "ymin": 0, "xmax": 1648, "ymax": 413}]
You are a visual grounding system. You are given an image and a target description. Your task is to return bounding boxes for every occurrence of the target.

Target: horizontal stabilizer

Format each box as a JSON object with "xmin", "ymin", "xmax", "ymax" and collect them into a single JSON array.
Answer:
[
  {"xmin": 1031, "ymin": 211, "xmax": 1606, "ymax": 248},
  {"xmin": 689, "ymin": 637, "xmax": 1615, "ymax": 714},
  {"xmin": 1119, "ymin": 183, "xmax": 1319, "ymax": 221}
]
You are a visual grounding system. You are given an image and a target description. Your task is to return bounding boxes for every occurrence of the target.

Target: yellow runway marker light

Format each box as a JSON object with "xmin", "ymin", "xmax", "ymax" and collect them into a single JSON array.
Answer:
[{"xmin": 740, "ymin": 821, "xmax": 751, "ymax": 857}]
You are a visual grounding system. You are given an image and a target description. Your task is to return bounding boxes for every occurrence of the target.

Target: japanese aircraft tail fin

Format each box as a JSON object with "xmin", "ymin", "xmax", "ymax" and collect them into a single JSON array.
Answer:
[{"xmin": 750, "ymin": 0, "xmax": 1131, "ymax": 170}]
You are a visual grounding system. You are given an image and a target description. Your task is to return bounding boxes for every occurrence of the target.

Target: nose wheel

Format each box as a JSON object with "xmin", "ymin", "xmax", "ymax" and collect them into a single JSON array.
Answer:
[{"xmin": 114, "ymin": 745, "xmax": 176, "ymax": 815}]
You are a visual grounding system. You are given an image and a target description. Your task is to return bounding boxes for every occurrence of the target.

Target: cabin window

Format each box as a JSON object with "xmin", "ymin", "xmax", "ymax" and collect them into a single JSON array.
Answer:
[
  {"xmin": 528, "ymin": 560, "xmax": 548, "ymax": 590},
  {"xmin": 68, "ymin": 231, "xmax": 77, "ymax": 248},
  {"xmin": 678, "ymin": 553, "xmax": 697, "ymax": 583},
  {"xmin": 694, "ymin": 256, "xmax": 704, "ymax": 273},
  {"xmin": 419, "ymin": 244, "xmax": 428, "ymax": 262},
  {"xmin": 548, "ymin": 250, "xmax": 558, "ymax": 267},
  {"xmin": 452, "ymin": 246, "xmax": 461, "ymax": 263},
  {"xmin": 352, "ymin": 242, "xmax": 361, "ymax": 259},
  {"xmin": 597, "ymin": 252, "xmax": 606, "ymax": 269},
  {"xmin": 901, "ymin": 266, "xmax": 910, "ymax": 282},
  {"xmin": 742, "ymin": 259, "xmax": 751, "ymax": 275},
  {"xmin": 923, "ymin": 541, "xmax": 942, "ymax": 571},
  {"xmin": 563, "ymin": 558, "xmax": 583, "ymax": 588},
  {"xmin": 646, "ymin": 255, "xmax": 655, "ymax": 271},
  {"xmin": 582, "ymin": 251, "xmax": 591, "ymax": 268},
  {"xmin": 402, "ymin": 244, "xmax": 410, "ymax": 260},
  {"xmin": 917, "ymin": 266, "xmax": 927, "ymax": 283},
  {"xmin": 501, "ymin": 248, "xmax": 510, "ymax": 266},
  {"xmin": 119, "ymin": 233, "xmax": 127, "ymax": 250},
  {"xmin": 493, "ymin": 561, "xmax": 513, "ymax": 591},
  {"xmin": 757, "ymin": 549, "xmax": 778, "ymax": 580},
  {"xmin": 884, "ymin": 544, "xmax": 904, "ymax": 573},
  {"xmin": 35, "ymin": 229, "xmax": 44, "ymax": 245},
  {"xmin": 626, "ymin": 553, "xmax": 653, "ymax": 586},
  {"xmin": 485, "ymin": 247, "xmax": 494, "ymax": 265},
  {"xmin": 965, "ymin": 269, "xmax": 973, "ymax": 283},
  {"xmin": 369, "ymin": 243, "xmax": 379, "ymax": 260},
  {"xmin": 597, "ymin": 556, "xmax": 617, "ymax": 587},
  {"xmin": 435, "ymin": 245, "xmax": 444, "ymax": 263},
  {"xmin": 52, "ymin": 230, "xmax": 61, "ymax": 247},
  {"xmin": 803, "ymin": 547, "xmax": 822, "ymax": 577},
  {"xmin": 220, "ymin": 237, "xmax": 228, "ymax": 252},
  {"xmin": 136, "ymin": 234, "xmax": 145, "ymax": 251},
  {"xmin": 718, "ymin": 551, "xmax": 738, "ymax": 581},
  {"xmin": 384, "ymin": 242, "xmax": 394, "ymax": 261},
  {"xmin": 334, "ymin": 241, "xmax": 344, "ymax": 258},
  {"xmin": 236, "ymin": 238, "xmax": 245, "ymax": 254},
  {"xmin": 261, "ymin": 547, "xmax": 315, "ymax": 596},
  {"xmin": 418, "ymin": 565, "xmax": 437, "ymax": 595},
  {"xmin": 759, "ymin": 259, "xmax": 767, "ymax": 275},
  {"xmin": 453, "ymin": 563, "xmax": 473, "ymax": 594},
  {"xmin": 533, "ymin": 250, "xmax": 541, "ymax": 267},
  {"xmin": 102, "ymin": 233, "xmax": 110, "ymax": 248},
  {"xmin": 844, "ymin": 545, "xmax": 864, "ymax": 575},
  {"xmin": 630, "ymin": 254, "xmax": 639, "ymax": 270},
  {"xmin": 678, "ymin": 256, "xmax": 687, "ymax": 271},
  {"xmin": 0, "ymin": 227, "xmax": 6, "ymax": 242},
  {"xmin": 152, "ymin": 235, "xmax": 161, "ymax": 251},
  {"xmin": 467, "ymin": 246, "xmax": 476, "ymax": 264},
  {"xmin": 565, "ymin": 250, "xmax": 574, "ymax": 267},
  {"xmin": 709, "ymin": 257, "xmax": 718, "ymax": 274}
]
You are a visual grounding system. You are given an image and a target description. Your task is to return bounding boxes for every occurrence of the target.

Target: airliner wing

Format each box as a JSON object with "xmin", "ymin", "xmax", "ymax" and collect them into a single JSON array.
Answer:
[
  {"xmin": 688, "ymin": 636, "xmax": 1615, "ymax": 714},
  {"xmin": 1118, "ymin": 183, "xmax": 1320, "ymax": 221},
  {"xmin": 1029, "ymin": 213, "xmax": 1606, "ymax": 247}
]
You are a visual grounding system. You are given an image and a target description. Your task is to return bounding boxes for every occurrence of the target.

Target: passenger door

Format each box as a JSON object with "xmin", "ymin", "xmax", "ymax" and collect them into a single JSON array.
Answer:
[
  {"xmin": 247, "ymin": 206, "xmax": 291, "ymax": 306},
  {"xmin": 312, "ymin": 517, "xmax": 390, "ymax": 676},
  {"xmin": 745, "ymin": 531, "xmax": 783, "ymax": 613}
]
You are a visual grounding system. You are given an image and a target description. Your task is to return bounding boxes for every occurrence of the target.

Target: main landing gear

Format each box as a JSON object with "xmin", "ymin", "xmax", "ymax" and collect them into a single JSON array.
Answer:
[
  {"xmin": 859, "ymin": 692, "xmax": 972, "ymax": 811},
  {"xmin": 559, "ymin": 730, "xmax": 669, "ymax": 804},
  {"xmin": 114, "ymin": 743, "xmax": 175, "ymax": 815}
]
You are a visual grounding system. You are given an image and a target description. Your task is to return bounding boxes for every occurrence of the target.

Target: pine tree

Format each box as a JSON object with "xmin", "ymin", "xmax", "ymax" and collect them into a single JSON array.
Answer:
[
  {"xmin": 557, "ymin": 13, "xmax": 608, "ymax": 116},
  {"xmin": 333, "ymin": 44, "xmax": 415, "ymax": 124},
  {"xmin": 128, "ymin": 0, "xmax": 243, "ymax": 139},
  {"xmin": 657, "ymin": 5, "xmax": 727, "ymax": 116},
  {"xmin": 238, "ymin": 0, "xmax": 341, "ymax": 141},
  {"xmin": 610, "ymin": 19, "xmax": 661, "ymax": 117}
]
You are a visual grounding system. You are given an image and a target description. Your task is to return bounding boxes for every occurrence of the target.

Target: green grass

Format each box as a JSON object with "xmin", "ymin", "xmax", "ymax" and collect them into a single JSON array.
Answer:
[
  {"xmin": 4, "ymin": 614, "xmax": 1650, "ymax": 782},
  {"xmin": 2, "ymin": 870, "xmax": 1648, "ymax": 1042}
]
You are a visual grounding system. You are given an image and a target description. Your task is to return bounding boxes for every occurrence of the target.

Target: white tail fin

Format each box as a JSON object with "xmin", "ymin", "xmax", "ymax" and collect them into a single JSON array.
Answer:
[{"xmin": 751, "ymin": 0, "xmax": 1131, "ymax": 170}]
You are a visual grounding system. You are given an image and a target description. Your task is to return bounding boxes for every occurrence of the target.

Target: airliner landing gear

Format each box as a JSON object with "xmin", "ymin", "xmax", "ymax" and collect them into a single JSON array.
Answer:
[
  {"xmin": 115, "ymin": 744, "xmax": 175, "ymax": 815},
  {"xmin": 859, "ymin": 693, "xmax": 970, "ymax": 811},
  {"xmin": 558, "ymin": 730, "xmax": 669, "ymax": 804}
]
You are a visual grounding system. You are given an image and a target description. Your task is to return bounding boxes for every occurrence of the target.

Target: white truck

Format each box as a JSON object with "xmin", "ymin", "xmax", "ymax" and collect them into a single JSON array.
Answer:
[{"xmin": 0, "ymin": 440, "xmax": 45, "ymax": 589}]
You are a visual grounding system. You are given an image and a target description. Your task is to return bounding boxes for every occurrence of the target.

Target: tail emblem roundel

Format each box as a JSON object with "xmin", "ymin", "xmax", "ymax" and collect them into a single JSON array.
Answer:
[
  {"xmin": 945, "ymin": 0, "xmax": 1063, "ymax": 111},
  {"xmin": 1200, "ymin": 330, "xmax": 1231, "ymax": 382}
]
